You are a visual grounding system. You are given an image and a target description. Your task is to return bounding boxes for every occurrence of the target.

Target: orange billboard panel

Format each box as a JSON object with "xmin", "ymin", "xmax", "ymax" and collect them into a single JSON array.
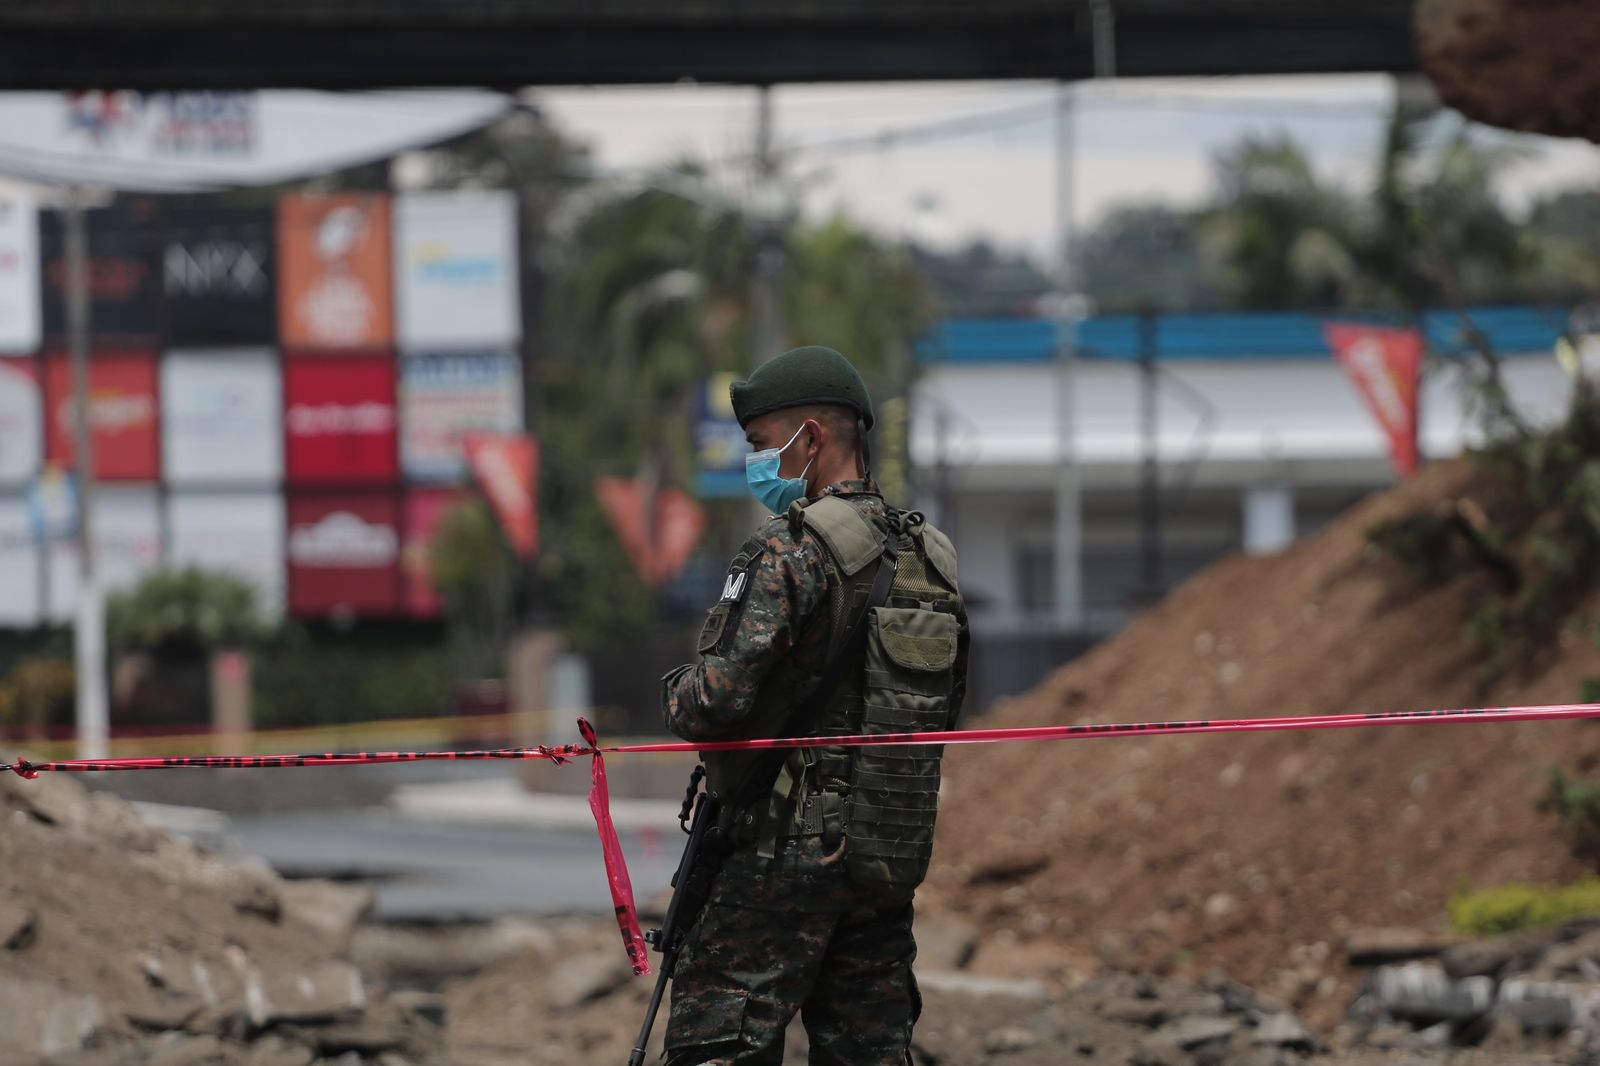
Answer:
[{"xmin": 277, "ymin": 194, "xmax": 393, "ymax": 350}]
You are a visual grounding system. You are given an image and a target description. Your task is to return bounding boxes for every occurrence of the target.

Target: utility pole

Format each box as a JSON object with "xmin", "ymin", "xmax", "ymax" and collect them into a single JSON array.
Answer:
[
  {"xmin": 1137, "ymin": 308, "xmax": 1162, "ymax": 604},
  {"xmin": 751, "ymin": 86, "xmax": 783, "ymax": 368},
  {"xmin": 1051, "ymin": 83, "xmax": 1084, "ymax": 633},
  {"xmin": 66, "ymin": 187, "xmax": 107, "ymax": 761}
]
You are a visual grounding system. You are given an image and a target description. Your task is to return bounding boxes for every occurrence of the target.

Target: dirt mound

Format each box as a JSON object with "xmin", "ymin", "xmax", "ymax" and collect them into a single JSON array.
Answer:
[
  {"xmin": 0, "ymin": 767, "xmax": 443, "ymax": 1064},
  {"xmin": 926, "ymin": 458, "xmax": 1600, "ymax": 1029}
]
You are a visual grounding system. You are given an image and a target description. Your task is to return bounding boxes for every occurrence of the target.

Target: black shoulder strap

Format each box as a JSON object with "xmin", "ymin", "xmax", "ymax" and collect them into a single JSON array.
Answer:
[{"xmin": 734, "ymin": 527, "xmax": 899, "ymax": 808}]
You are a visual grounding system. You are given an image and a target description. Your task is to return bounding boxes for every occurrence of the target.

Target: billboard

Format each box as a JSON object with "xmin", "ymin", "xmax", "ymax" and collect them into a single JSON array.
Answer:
[
  {"xmin": 693, "ymin": 372, "xmax": 748, "ymax": 498},
  {"xmin": 167, "ymin": 492, "xmax": 285, "ymax": 618},
  {"xmin": 402, "ymin": 488, "xmax": 465, "ymax": 619},
  {"xmin": 395, "ymin": 191, "xmax": 520, "ymax": 349},
  {"xmin": 0, "ymin": 358, "xmax": 42, "ymax": 486},
  {"xmin": 162, "ymin": 350, "xmax": 282, "ymax": 485},
  {"xmin": 399, "ymin": 351, "xmax": 522, "ymax": 482},
  {"xmin": 278, "ymin": 195, "xmax": 393, "ymax": 350},
  {"xmin": 284, "ymin": 357, "xmax": 397, "ymax": 485},
  {"xmin": 40, "ymin": 200, "xmax": 162, "ymax": 344},
  {"xmin": 164, "ymin": 205, "xmax": 276, "ymax": 346},
  {"xmin": 464, "ymin": 434, "xmax": 537, "ymax": 559},
  {"xmin": 287, "ymin": 493, "xmax": 402, "ymax": 617},
  {"xmin": 46, "ymin": 485, "xmax": 161, "ymax": 621},
  {"xmin": 0, "ymin": 199, "xmax": 41, "ymax": 354},
  {"xmin": 0, "ymin": 496, "xmax": 40, "ymax": 625},
  {"xmin": 44, "ymin": 350, "xmax": 160, "ymax": 481}
]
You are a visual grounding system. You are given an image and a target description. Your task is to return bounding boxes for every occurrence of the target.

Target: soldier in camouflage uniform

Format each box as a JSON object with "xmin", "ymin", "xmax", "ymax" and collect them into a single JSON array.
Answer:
[{"xmin": 659, "ymin": 346, "xmax": 969, "ymax": 1066}]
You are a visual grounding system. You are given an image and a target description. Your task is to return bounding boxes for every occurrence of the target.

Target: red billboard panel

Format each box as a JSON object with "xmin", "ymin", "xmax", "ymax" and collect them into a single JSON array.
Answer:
[
  {"xmin": 287, "ymin": 493, "xmax": 402, "ymax": 617},
  {"xmin": 284, "ymin": 357, "xmax": 397, "ymax": 485},
  {"xmin": 402, "ymin": 487, "xmax": 466, "ymax": 619},
  {"xmin": 44, "ymin": 350, "xmax": 159, "ymax": 481}
]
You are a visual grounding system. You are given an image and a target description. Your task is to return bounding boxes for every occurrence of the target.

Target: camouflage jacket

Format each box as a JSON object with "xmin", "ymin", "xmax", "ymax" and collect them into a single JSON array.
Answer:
[{"xmin": 662, "ymin": 479, "xmax": 887, "ymax": 742}]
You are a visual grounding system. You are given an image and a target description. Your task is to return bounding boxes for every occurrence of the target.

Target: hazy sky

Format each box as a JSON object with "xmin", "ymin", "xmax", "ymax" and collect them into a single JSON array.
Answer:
[{"xmin": 535, "ymin": 75, "xmax": 1600, "ymax": 260}]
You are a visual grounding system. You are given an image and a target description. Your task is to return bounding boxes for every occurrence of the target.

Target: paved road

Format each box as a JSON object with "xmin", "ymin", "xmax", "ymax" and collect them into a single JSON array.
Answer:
[{"xmin": 212, "ymin": 808, "xmax": 682, "ymax": 921}]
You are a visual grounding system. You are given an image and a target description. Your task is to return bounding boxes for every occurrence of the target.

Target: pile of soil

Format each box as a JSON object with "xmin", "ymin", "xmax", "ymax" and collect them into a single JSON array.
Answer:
[{"xmin": 925, "ymin": 458, "xmax": 1600, "ymax": 1029}]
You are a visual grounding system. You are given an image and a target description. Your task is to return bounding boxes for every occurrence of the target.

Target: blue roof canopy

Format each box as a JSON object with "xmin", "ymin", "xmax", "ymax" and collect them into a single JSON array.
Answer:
[{"xmin": 917, "ymin": 306, "xmax": 1573, "ymax": 365}]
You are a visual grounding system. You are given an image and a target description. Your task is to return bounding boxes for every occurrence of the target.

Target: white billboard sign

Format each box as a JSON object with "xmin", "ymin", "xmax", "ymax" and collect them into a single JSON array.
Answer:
[
  {"xmin": 0, "ymin": 359, "xmax": 41, "ymax": 484},
  {"xmin": 162, "ymin": 350, "xmax": 282, "ymax": 485},
  {"xmin": 47, "ymin": 486, "xmax": 161, "ymax": 621},
  {"xmin": 395, "ymin": 192, "xmax": 520, "ymax": 349},
  {"xmin": 167, "ymin": 492, "xmax": 285, "ymax": 619},
  {"xmin": 0, "ymin": 199, "xmax": 40, "ymax": 353},
  {"xmin": 0, "ymin": 496, "xmax": 40, "ymax": 625},
  {"xmin": 399, "ymin": 351, "xmax": 522, "ymax": 482},
  {"xmin": 0, "ymin": 91, "xmax": 510, "ymax": 192}
]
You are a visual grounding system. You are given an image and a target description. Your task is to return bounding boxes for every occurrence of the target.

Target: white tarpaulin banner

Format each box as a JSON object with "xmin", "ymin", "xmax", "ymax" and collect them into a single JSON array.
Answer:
[
  {"xmin": 167, "ymin": 492, "xmax": 285, "ymax": 618},
  {"xmin": 395, "ymin": 191, "xmax": 520, "ymax": 349},
  {"xmin": 0, "ymin": 198, "xmax": 39, "ymax": 353},
  {"xmin": 399, "ymin": 351, "xmax": 523, "ymax": 482},
  {"xmin": 0, "ymin": 91, "xmax": 510, "ymax": 191},
  {"xmin": 0, "ymin": 358, "xmax": 41, "ymax": 484},
  {"xmin": 0, "ymin": 496, "xmax": 39, "ymax": 625},
  {"xmin": 162, "ymin": 349, "xmax": 282, "ymax": 485},
  {"xmin": 47, "ymin": 485, "xmax": 161, "ymax": 621}
]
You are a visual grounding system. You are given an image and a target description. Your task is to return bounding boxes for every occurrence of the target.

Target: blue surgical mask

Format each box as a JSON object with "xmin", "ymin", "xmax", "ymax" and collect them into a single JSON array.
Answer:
[{"xmin": 745, "ymin": 423, "xmax": 814, "ymax": 514}]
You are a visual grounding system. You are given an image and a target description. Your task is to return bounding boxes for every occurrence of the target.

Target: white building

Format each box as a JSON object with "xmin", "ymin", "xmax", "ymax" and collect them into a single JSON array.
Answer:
[{"xmin": 910, "ymin": 308, "xmax": 1574, "ymax": 697}]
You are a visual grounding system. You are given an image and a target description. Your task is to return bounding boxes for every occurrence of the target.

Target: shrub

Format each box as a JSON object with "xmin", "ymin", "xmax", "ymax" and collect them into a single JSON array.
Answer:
[
  {"xmin": 106, "ymin": 567, "xmax": 268, "ymax": 656},
  {"xmin": 1539, "ymin": 767, "xmax": 1600, "ymax": 863},
  {"xmin": 1448, "ymin": 879, "xmax": 1600, "ymax": 935}
]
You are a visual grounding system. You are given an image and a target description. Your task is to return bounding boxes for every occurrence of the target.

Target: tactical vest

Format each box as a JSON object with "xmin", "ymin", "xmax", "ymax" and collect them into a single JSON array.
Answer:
[{"xmin": 700, "ymin": 493, "xmax": 962, "ymax": 901}]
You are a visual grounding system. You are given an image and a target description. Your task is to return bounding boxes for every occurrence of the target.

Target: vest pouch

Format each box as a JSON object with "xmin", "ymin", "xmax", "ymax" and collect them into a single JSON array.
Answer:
[{"xmin": 845, "ymin": 605, "xmax": 958, "ymax": 900}]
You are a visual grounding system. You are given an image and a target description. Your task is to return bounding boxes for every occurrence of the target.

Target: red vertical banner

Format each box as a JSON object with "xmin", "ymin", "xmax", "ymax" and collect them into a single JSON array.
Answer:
[
  {"xmin": 463, "ymin": 434, "xmax": 538, "ymax": 559},
  {"xmin": 595, "ymin": 477, "xmax": 707, "ymax": 587},
  {"xmin": 1324, "ymin": 323, "xmax": 1424, "ymax": 476},
  {"xmin": 401, "ymin": 487, "xmax": 465, "ymax": 618}
]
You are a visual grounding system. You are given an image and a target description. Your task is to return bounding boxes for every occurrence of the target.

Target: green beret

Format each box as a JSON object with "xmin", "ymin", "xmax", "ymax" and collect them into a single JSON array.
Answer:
[{"xmin": 730, "ymin": 345, "xmax": 874, "ymax": 430}]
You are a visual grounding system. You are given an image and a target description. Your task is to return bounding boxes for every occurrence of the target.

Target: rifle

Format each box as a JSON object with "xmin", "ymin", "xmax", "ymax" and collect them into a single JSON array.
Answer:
[{"xmin": 627, "ymin": 766, "xmax": 726, "ymax": 1066}]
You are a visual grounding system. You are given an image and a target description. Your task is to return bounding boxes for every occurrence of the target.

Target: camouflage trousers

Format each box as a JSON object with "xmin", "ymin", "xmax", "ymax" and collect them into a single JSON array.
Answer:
[{"xmin": 663, "ymin": 836, "xmax": 921, "ymax": 1066}]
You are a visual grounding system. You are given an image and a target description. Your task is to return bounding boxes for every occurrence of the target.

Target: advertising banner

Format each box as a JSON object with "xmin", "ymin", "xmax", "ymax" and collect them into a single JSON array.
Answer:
[
  {"xmin": 402, "ymin": 488, "xmax": 466, "ymax": 619},
  {"xmin": 47, "ymin": 485, "xmax": 161, "ymax": 621},
  {"xmin": 44, "ymin": 350, "xmax": 160, "ymax": 481},
  {"xmin": 0, "ymin": 199, "xmax": 40, "ymax": 354},
  {"xmin": 162, "ymin": 349, "xmax": 281, "ymax": 485},
  {"xmin": 165, "ymin": 204, "xmax": 276, "ymax": 346},
  {"xmin": 284, "ymin": 357, "xmax": 397, "ymax": 485},
  {"xmin": 40, "ymin": 199, "xmax": 162, "ymax": 343},
  {"xmin": 1324, "ymin": 323, "xmax": 1424, "ymax": 476},
  {"xmin": 167, "ymin": 492, "xmax": 286, "ymax": 619},
  {"xmin": 395, "ymin": 191, "xmax": 520, "ymax": 349},
  {"xmin": 287, "ymin": 492, "xmax": 402, "ymax": 617},
  {"xmin": 278, "ymin": 195, "xmax": 393, "ymax": 350},
  {"xmin": 399, "ymin": 351, "xmax": 522, "ymax": 482},
  {"xmin": 693, "ymin": 372, "xmax": 747, "ymax": 498},
  {"xmin": 0, "ymin": 497, "xmax": 40, "ymax": 625},
  {"xmin": 464, "ymin": 434, "xmax": 537, "ymax": 559},
  {"xmin": 595, "ymin": 477, "xmax": 706, "ymax": 587},
  {"xmin": 0, "ymin": 358, "xmax": 41, "ymax": 486}
]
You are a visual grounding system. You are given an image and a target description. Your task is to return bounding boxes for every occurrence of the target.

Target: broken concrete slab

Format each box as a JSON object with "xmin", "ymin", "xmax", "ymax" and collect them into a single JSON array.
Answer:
[
  {"xmin": 0, "ymin": 974, "xmax": 104, "ymax": 1058},
  {"xmin": 243, "ymin": 961, "xmax": 366, "ymax": 1027},
  {"xmin": 277, "ymin": 879, "xmax": 375, "ymax": 953},
  {"xmin": 546, "ymin": 949, "xmax": 631, "ymax": 1010}
]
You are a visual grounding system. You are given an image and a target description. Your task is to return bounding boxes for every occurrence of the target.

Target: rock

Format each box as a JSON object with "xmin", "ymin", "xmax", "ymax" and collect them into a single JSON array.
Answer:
[
  {"xmin": 1497, "ymin": 978, "xmax": 1582, "ymax": 1034},
  {"xmin": 1158, "ymin": 1015, "xmax": 1237, "ymax": 1049},
  {"xmin": 1440, "ymin": 922, "xmax": 1593, "ymax": 980},
  {"xmin": 389, "ymin": 989, "xmax": 446, "ymax": 1027},
  {"xmin": 1417, "ymin": 0, "xmax": 1600, "ymax": 144},
  {"xmin": 915, "ymin": 920, "xmax": 977, "ymax": 971},
  {"xmin": 1408, "ymin": 1020, "xmax": 1453, "ymax": 1049},
  {"xmin": 140, "ymin": 951, "xmax": 242, "ymax": 1008},
  {"xmin": 982, "ymin": 1026, "xmax": 1039, "ymax": 1054},
  {"xmin": 145, "ymin": 1033, "xmax": 230, "ymax": 1066},
  {"xmin": 1252, "ymin": 1013, "xmax": 1314, "ymax": 1050},
  {"xmin": 277, "ymin": 879, "xmax": 375, "ymax": 953},
  {"xmin": 914, "ymin": 972, "xmax": 1050, "ymax": 1000},
  {"xmin": 0, "ymin": 895, "xmax": 36, "ymax": 949},
  {"xmin": 126, "ymin": 1000, "xmax": 204, "ymax": 1031},
  {"xmin": 966, "ymin": 848, "xmax": 1049, "ymax": 885},
  {"xmin": 1373, "ymin": 961, "xmax": 1493, "ymax": 1022},
  {"xmin": 242, "ymin": 961, "xmax": 365, "ymax": 1027},
  {"xmin": 1344, "ymin": 927, "xmax": 1462, "ymax": 966},
  {"xmin": 306, "ymin": 1018, "xmax": 410, "ymax": 1055},
  {"xmin": 1101, "ymin": 996, "xmax": 1168, "ymax": 1027},
  {"xmin": 0, "ymin": 974, "xmax": 104, "ymax": 1057},
  {"xmin": 545, "ymin": 949, "xmax": 631, "ymax": 1010},
  {"xmin": 244, "ymin": 1036, "xmax": 316, "ymax": 1066}
]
